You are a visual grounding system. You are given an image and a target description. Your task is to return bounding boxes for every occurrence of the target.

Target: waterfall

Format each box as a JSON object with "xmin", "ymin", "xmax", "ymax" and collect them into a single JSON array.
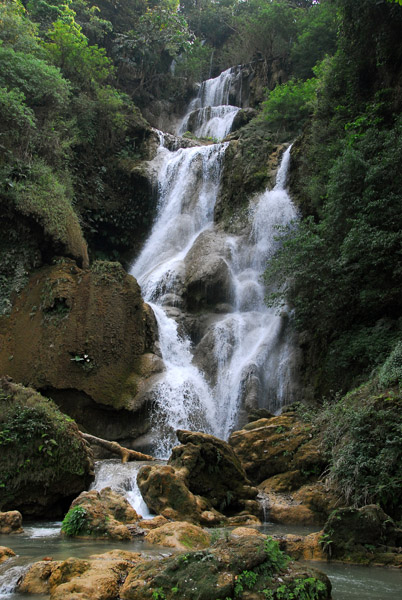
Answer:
[
  {"xmin": 177, "ymin": 66, "xmax": 240, "ymax": 139},
  {"xmin": 131, "ymin": 69, "xmax": 297, "ymax": 458}
]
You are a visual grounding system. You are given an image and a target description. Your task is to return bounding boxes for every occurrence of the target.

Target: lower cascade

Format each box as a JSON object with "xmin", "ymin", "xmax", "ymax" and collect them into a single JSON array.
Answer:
[{"xmin": 131, "ymin": 68, "xmax": 299, "ymax": 458}]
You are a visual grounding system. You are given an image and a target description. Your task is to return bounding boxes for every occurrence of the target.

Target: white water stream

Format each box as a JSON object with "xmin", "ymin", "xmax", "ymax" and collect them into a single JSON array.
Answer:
[{"xmin": 131, "ymin": 67, "xmax": 298, "ymax": 457}]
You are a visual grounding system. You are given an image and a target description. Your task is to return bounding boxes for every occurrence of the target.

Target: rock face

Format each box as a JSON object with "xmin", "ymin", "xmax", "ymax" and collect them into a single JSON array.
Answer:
[
  {"xmin": 62, "ymin": 488, "xmax": 142, "ymax": 540},
  {"xmin": 229, "ymin": 411, "xmax": 340, "ymax": 525},
  {"xmin": 0, "ymin": 510, "xmax": 23, "ymax": 534},
  {"xmin": 137, "ymin": 430, "xmax": 260, "ymax": 525},
  {"xmin": 0, "ymin": 259, "xmax": 163, "ymax": 443},
  {"xmin": 0, "ymin": 379, "xmax": 94, "ymax": 517}
]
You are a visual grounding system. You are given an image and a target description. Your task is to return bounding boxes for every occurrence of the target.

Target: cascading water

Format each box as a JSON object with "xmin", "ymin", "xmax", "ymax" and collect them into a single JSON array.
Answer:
[
  {"xmin": 131, "ymin": 68, "xmax": 298, "ymax": 458},
  {"xmin": 177, "ymin": 66, "xmax": 240, "ymax": 139}
]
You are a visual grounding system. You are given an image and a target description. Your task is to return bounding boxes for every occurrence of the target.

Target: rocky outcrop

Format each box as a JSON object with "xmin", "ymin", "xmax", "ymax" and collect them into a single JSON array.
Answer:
[
  {"xmin": 120, "ymin": 535, "xmax": 331, "ymax": 600},
  {"xmin": 0, "ymin": 259, "xmax": 163, "ymax": 443},
  {"xmin": 323, "ymin": 505, "xmax": 402, "ymax": 560},
  {"xmin": 0, "ymin": 379, "xmax": 94, "ymax": 518},
  {"xmin": 18, "ymin": 550, "xmax": 144, "ymax": 599},
  {"xmin": 137, "ymin": 430, "xmax": 260, "ymax": 525},
  {"xmin": 0, "ymin": 510, "xmax": 23, "ymax": 534},
  {"xmin": 62, "ymin": 488, "xmax": 142, "ymax": 540},
  {"xmin": 0, "ymin": 546, "xmax": 16, "ymax": 564}
]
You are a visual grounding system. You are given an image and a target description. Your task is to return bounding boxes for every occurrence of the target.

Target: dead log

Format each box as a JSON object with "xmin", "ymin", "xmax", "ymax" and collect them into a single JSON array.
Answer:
[{"xmin": 80, "ymin": 432, "xmax": 155, "ymax": 463}]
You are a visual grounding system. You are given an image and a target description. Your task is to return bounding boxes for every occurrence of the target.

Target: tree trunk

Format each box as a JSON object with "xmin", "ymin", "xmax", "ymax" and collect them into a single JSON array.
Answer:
[{"xmin": 80, "ymin": 432, "xmax": 155, "ymax": 463}]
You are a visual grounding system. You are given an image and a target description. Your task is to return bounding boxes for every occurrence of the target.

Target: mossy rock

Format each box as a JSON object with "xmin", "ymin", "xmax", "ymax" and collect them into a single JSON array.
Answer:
[{"xmin": 0, "ymin": 378, "xmax": 94, "ymax": 517}]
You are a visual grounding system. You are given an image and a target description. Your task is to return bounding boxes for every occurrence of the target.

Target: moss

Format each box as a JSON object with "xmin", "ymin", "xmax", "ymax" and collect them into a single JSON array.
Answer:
[{"xmin": 0, "ymin": 378, "xmax": 93, "ymax": 516}]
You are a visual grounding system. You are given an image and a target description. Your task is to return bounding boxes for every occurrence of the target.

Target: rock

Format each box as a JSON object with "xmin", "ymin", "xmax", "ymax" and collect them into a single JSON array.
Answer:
[
  {"xmin": 229, "ymin": 413, "xmax": 326, "ymax": 486},
  {"xmin": 62, "ymin": 488, "xmax": 141, "ymax": 540},
  {"xmin": 184, "ymin": 231, "xmax": 234, "ymax": 311},
  {"xmin": 0, "ymin": 259, "xmax": 162, "ymax": 443},
  {"xmin": 0, "ymin": 546, "xmax": 16, "ymax": 564},
  {"xmin": 0, "ymin": 379, "xmax": 94, "ymax": 518},
  {"xmin": 0, "ymin": 510, "xmax": 23, "ymax": 534},
  {"xmin": 278, "ymin": 532, "xmax": 327, "ymax": 561},
  {"xmin": 19, "ymin": 551, "xmax": 144, "ymax": 599},
  {"xmin": 231, "ymin": 527, "xmax": 264, "ymax": 538},
  {"xmin": 119, "ymin": 535, "xmax": 332, "ymax": 600},
  {"xmin": 145, "ymin": 521, "xmax": 211, "ymax": 550},
  {"xmin": 138, "ymin": 430, "xmax": 259, "ymax": 524},
  {"xmin": 231, "ymin": 108, "xmax": 258, "ymax": 132},
  {"xmin": 140, "ymin": 516, "xmax": 169, "ymax": 530},
  {"xmin": 323, "ymin": 504, "xmax": 402, "ymax": 559}
]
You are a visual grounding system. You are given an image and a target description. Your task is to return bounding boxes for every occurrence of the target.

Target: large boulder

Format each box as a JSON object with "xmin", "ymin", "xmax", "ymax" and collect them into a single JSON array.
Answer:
[
  {"xmin": 145, "ymin": 521, "xmax": 211, "ymax": 550},
  {"xmin": 229, "ymin": 412, "xmax": 326, "ymax": 485},
  {"xmin": 137, "ymin": 430, "xmax": 260, "ymax": 525},
  {"xmin": 0, "ymin": 379, "xmax": 94, "ymax": 517},
  {"xmin": 62, "ymin": 488, "xmax": 142, "ymax": 540},
  {"xmin": 323, "ymin": 505, "xmax": 402, "ymax": 559},
  {"xmin": 0, "ymin": 259, "xmax": 163, "ymax": 443},
  {"xmin": 120, "ymin": 535, "xmax": 331, "ymax": 600}
]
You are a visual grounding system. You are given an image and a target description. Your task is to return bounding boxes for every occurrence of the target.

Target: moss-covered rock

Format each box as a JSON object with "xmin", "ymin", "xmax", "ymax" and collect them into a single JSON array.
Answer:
[
  {"xmin": 145, "ymin": 521, "xmax": 211, "ymax": 550},
  {"xmin": 138, "ymin": 430, "xmax": 260, "ymax": 525},
  {"xmin": 62, "ymin": 488, "xmax": 142, "ymax": 540},
  {"xmin": 0, "ymin": 546, "xmax": 16, "ymax": 564},
  {"xmin": 0, "ymin": 259, "xmax": 163, "ymax": 442},
  {"xmin": 0, "ymin": 379, "xmax": 94, "ymax": 517},
  {"xmin": 119, "ymin": 535, "xmax": 331, "ymax": 600}
]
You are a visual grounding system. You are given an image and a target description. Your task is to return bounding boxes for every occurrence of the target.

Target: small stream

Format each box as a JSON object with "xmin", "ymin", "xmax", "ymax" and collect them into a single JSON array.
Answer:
[{"xmin": 1, "ymin": 461, "xmax": 402, "ymax": 599}]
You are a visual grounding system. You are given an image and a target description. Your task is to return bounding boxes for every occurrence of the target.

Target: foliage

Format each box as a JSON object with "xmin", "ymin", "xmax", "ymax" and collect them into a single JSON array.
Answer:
[
  {"xmin": 316, "ymin": 385, "xmax": 402, "ymax": 518},
  {"xmin": 262, "ymin": 76, "xmax": 317, "ymax": 134},
  {"xmin": 378, "ymin": 341, "xmax": 402, "ymax": 389},
  {"xmin": 61, "ymin": 505, "xmax": 88, "ymax": 536}
]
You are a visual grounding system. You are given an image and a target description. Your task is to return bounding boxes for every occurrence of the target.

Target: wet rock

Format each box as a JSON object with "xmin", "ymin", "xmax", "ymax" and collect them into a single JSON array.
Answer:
[
  {"xmin": 0, "ymin": 510, "xmax": 23, "ymax": 534},
  {"xmin": 19, "ymin": 551, "xmax": 144, "ymax": 599},
  {"xmin": 140, "ymin": 515, "xmax": 169, "ymax": 531},
  {"xmin": 145, "ymin": 521, "xmax": 211, "ymax": 550},
  {"xmin": 0, "ymin": 546, "xmax": 15, "ymax": 564},
  {"xmin": 63, "ymin": 488, "xmax": 141, "ymax": 540},
  {"xmin": 277, "ymin": 532, "xmax": 327, "ymax": 562},
  {"xmin": 0, "ymin": 259, "xmax": 162, "ymax": 443},
  {"xmin": 119, "ymin": 535, "xmax": 331, "ymax": 600},
  {"xmin": 184, "ymin": 230, "xmax": 234, "ymax": 311},
  {"xmin": 137, "ymin": 430, "xmax": 259, "ymax": 524}
]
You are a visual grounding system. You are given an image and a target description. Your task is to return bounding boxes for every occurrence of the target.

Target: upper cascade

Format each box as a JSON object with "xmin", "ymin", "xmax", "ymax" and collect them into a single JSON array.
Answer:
[{"xmin": 178, "ymin": 66, "xmax": 241, "ymax": 140}]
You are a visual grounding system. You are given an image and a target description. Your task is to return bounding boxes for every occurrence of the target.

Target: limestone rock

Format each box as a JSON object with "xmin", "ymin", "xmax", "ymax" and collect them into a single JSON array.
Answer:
[
  {"xmin": 278, "ymin": 532, "xmax": 327, "ymax": 562},
  {"xmin": 145, "ymin": 521, "xmax": 211, "ymax": 550},
  {"xmin": 0, "ymin": 259, "xmax": 162, "ymax": 442},
  {"xmin": 63, "ymin": 488, "xmax": 141, "ymax": 540},
  {"xmin": 0, "ymin": 510, "xmax": 23, "ymax": 534},
  {"xmin": 229, "ymin": 413, "xmax": 326, "ymax": 486},
  {"xmin": 120, "ymin": 535, "xmax": 332, "ymax": 600},
  {"xmin": 19, "ymin": 551, "xmax": 144, "ymax": 599},
  {"xmin": 138, "ymin": 430, "xmax": 259, "ymax": 524},
  {"xmin": 140, "ymin": 515, "xmax": 169, "ymax": 530},
  {"xmin": 0, "ymin": 546, "xmax": 16, "ymax": 564}
]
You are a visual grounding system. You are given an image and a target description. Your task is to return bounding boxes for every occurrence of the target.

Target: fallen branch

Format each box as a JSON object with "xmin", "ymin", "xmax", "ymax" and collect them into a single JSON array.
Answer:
[{"xmin": 80, "ymin": 432, "xmax": 155, "ymax": 463}]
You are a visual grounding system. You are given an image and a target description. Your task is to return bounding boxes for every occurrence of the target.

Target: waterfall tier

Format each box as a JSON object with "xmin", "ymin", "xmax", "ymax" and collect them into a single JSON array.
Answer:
[{"xmin": 131, "ymin": 68, "xmax": 298, "ymax": 457}]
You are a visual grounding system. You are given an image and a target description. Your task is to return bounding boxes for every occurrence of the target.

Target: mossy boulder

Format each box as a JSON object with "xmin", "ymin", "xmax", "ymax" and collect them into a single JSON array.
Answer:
[
  {"xmin": 0, "ymin": 546, "xmax": 16, "ymax": 564},
  {"xmin": 138, "ymin": 430, "xmax": 260, "ymax": 525},
  {"xmin": 120, "ymin": 535, "xmax": 331, "ymax": 600},
  {"xmin": 62, "ymin": 488, "xmax": 142, "ymax": 540},
  {"xmin": 229, "ymin": 412, "xmax": 326, "ymax": 486},
  {"xmin": 323, "ymin": 505, "xmax": 402, "ymax": 560},
  {"xmin": 0, "ymin": 379, "xmax": 94, "ymax": 517},
  {"xmin": 0, "ymin": 259, "xmax": 163, "ymax": 442}
]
